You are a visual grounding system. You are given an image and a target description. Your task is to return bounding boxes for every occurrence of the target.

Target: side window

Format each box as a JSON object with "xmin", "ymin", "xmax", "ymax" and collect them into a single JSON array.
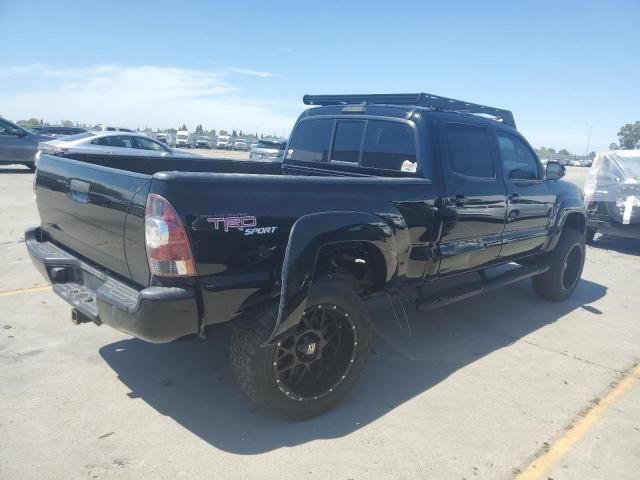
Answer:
[
  {"xmin": 133, "ymin": 136, "xmax": 167, "ymax": 152},
  {"xmin": 445, "ymin": 123, "xmax": 495, "ymax": 178},
  {"xmin": 0, "ymin": 120, "xmax": 14, "ymax": 135},
  {"xmin": 497, "ymin": 131, "xmax": 540, "ymax": 180},
  {"xmin": 286, "ymin": 118, "xmax": 333, "ymax": 163},
  {"xmin": 91, "ymin": 137, "xmax": 109, "ymax": 146},
  {"xmin": 331, "ymin": 120, "xmax": 364, "ymax": 163},
  {"xmin": 361, "ymin": 121, "xmax": 417, "ymax": 171},
  {"xmin": 91, "ymin": 136, "xmax": 133, "ymax": 148},
  {"xmin": 119, "ymin": 136, "xmax": 134, "ymax": 148}
]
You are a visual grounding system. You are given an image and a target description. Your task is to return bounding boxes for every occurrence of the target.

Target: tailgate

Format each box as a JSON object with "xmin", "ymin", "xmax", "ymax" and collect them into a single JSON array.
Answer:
[{"xmin": 34, "ymin": 154, "xmax": 152, "ymax": 285}]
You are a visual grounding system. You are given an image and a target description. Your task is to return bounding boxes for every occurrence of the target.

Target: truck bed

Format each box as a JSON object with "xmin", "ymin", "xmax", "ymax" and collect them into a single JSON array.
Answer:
[
  {"xmin": 61, "ymin": 152, "xmax": 284, "ymax": 176},
  {"xmin": 34, "ymin": 152, "xmax": 435, "ymax": 329}
]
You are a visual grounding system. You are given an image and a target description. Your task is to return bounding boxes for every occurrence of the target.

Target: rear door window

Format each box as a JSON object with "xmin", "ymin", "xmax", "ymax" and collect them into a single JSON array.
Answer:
[
  {"xmin": 331, "ymin": 120, "xmax": 365, "ymax": 163},
  {"xmin": 361, "ymin": 121, "xmax": 417, "ymax": 171},
  {"xmin": 445, "ymin": 123, "xmax": 495, "ymax": 178},
  {"xmin": 286, "ymin": 118, "xmax": 333, "ymax": 163},
  {"xmin": 92, "ymin": 135, "xmax": 134, "ymax": 149},
  {"xmin": 133, "ymin": 136, "xmax": 168, "ymax": 152}
]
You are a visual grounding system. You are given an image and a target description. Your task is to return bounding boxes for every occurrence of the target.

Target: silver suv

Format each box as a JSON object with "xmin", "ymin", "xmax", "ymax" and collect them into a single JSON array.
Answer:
[{"xmin": 249, "ymin": 139, "xmax": 287, "ymax": 161}]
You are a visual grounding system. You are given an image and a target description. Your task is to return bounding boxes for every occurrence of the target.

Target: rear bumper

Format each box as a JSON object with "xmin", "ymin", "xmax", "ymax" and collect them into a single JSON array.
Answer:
[{"xmin": 25, "ymin": 227, "xmax": 199, "ymax": 343}]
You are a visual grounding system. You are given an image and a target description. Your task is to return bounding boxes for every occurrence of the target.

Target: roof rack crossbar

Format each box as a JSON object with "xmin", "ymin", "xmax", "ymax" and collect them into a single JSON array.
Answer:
[{"xmin": 302, "ymin": 93, "xmax": 516, "ymax": 129}]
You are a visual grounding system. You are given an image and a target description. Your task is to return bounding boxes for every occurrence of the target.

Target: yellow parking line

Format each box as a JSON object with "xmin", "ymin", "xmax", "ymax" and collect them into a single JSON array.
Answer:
[
  {"xmin": 0, "ymin": 285, "xmax": 51, "ymax": 297},
  {"xmin": 516, "ymin": 363, "xmax": 640, "ymax": 480}
]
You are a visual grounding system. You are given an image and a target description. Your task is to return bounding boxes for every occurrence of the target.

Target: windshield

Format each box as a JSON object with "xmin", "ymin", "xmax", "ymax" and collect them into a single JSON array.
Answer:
[
  {"xmin": 257, "ymin": 140, "xmax": 286, "ymax": 150},
  {"xmin": 59, "ymin": 132, "xmax": 96, "ymax": 142},
  {"xmin": 177, "ymin": 134, "xmax": 188, "ymax": 139}
]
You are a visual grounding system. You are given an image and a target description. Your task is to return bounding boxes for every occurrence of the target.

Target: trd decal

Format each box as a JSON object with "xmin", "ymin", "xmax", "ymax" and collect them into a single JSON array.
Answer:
[
  {"xmin": 206, "ymin": 215, "xmax": 277, "ymax": 235},
  {"xmin": 244, "ymin": 226, "xmax": 278, "ymax": 236},
  {"xmin": 207, "ymin": 216, "xmax": 257, "ymax": 232}
]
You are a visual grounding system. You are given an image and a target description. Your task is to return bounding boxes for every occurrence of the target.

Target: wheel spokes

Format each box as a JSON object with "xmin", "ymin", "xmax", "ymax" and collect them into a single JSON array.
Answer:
[{"xmin": 272, "ymin": 303, "xmax": 356, "ymax": 400}]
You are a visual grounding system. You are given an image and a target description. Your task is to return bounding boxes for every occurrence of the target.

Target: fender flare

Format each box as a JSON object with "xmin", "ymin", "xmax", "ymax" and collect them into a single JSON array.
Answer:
[
  {"xmin": 267, "ymin": 211, "xmax": 397, "ymax": 343},
  {"xmin": 545, "ymin": 196, "xmax": 586, "ymax": 252}
]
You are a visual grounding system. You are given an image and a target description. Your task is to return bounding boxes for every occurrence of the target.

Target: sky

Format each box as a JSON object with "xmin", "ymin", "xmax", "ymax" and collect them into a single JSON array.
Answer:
[{"xmin": 0, "ymin": 0, "xmax": 638, "ymax": 152}]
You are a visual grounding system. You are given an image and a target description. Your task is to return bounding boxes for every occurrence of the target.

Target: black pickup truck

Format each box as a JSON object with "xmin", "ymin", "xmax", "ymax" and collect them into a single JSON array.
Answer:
[{"xmin": 26, "ymin": 93, "xmax": 586, "ymax": 419}]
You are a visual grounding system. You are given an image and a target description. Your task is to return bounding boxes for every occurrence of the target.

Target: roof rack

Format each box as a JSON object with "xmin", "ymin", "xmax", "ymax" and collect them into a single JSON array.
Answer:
[{"xmin": 302, "ymin": 93, "xmax": 516, "ymax": 129}]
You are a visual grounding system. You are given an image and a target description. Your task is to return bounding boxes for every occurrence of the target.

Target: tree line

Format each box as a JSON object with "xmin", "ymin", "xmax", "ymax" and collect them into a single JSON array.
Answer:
[
  {"xmin": 609, "ymin": 121, "xmax": 640, "ymax": 150},
  {"xmin": 535, "ymin": 146, "xmax": 596, "ymax": 160},
  {"xmin": 11, "ymin": 118, "xmax": 278, "ymax": 139}
]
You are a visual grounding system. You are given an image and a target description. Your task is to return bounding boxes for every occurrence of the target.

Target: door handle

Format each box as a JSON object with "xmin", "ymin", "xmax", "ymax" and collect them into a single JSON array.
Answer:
[{"xmin": 69, "ymin": 179, "xmax": 90, "ymax": 203}]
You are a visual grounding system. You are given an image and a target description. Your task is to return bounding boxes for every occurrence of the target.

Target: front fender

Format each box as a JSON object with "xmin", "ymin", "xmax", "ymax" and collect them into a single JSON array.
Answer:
[
  {"xmin": 545, "ymin": 195, "xmax": 585, "ymax": 252},
  {"xmin": 267, "ymin": 211, "xmax": 397, "ymax": 343}
]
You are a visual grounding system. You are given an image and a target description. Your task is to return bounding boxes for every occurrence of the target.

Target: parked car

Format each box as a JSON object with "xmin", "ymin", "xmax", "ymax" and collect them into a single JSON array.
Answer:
[
  {"xmin": 26, "ymin": 92, "xmax": 586, "ymax": 420},
  {"xmin": 233, "ymin": 139, "xmax": 248, "ymax": 151},
  {"xmin": 155, "ymin": 133, "xmax": 170, "ymax": 144},
  {"xmin": 195, "ymin": 136, "xmax": 210, "ymax": 149},
  {"xmin": 37, "ymin": 131, "xmax": 199, "ymax": 163},
  {"xmin": 30, "ymin": 126, "xmax": 88, "ymax": 137},
  {"xmin": 0, "ymin": 117, "xmax": 53, "ymax": 170},
  {"xmin": 216, "ymin": 135, "xmax": 231, "ymax": 149},
  {"xmin": 249, "ymin": 139, "xmax": 287, "ymax": 161},
  {"xmin": 584, "ymin": 150, "xmax": 640, "ymax": 243},
  {"xmin": 175, "ymin": 130, "xmax": 191, "ymax": 148}
]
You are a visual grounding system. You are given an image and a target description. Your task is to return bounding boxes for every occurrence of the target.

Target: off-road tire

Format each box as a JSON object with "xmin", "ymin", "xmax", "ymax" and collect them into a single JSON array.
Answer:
[
  {"xmin": 533, "ymin": 228, "xmax": 585, "ymax": 301},
  {"xmin": 230, "ymin": 279, "xmax": 372, "ymax": 420}
]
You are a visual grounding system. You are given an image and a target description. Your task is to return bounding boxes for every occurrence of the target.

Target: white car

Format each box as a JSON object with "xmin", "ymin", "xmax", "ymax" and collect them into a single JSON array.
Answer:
[
  {"xmin": 233, "ymin": 139, "xmax": 248, "ymax": 151},
  {"xmin": 216, "ymin": 135, "xmax": 231, "ymax": 149},
  {"xmin": 37, "ymin": 131, "xmax": 199, "ymax": 163}
]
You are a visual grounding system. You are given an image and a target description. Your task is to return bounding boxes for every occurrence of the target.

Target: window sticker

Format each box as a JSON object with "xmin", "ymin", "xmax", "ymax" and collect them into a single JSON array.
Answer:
[{"xmin": 401, "ymin": 160, "xmax": 417, "ymax": 173}]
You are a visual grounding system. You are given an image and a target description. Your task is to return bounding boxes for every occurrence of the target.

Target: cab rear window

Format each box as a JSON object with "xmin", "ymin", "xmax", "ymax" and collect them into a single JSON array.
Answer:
[
  {"xmin": 286, "ymin": 117, "xmax": 418, "ymax": 174},
  {"xmin": 286, "ymin": 118, "xmax": 332, "ymax": 162}
]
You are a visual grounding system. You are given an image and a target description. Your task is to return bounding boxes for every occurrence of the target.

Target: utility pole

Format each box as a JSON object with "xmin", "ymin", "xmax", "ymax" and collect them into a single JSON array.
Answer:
[{"xmin": 585, "ymin": 126, "xmax": 592, "ymax": 159}]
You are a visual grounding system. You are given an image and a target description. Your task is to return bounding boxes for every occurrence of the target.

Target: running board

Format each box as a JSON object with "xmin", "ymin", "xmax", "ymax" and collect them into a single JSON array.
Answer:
[{"xmin": 416, "ymin": 264, "xmax": 549, "ymax": 311}]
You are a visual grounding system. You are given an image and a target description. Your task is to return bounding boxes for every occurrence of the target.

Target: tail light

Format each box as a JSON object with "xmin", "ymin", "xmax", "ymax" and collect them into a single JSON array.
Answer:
[
  {"xmin": 145, "ymin": 193, "xmax": 196, "ymax": 276},
  {"xmin": 39, "ymin": 144, "xmax": 68, "ymax": 156}
]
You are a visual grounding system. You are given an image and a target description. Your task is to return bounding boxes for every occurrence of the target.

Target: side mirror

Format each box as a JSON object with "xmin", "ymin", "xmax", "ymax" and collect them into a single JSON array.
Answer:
[
  {"xmin": 546, "ymin": 161, "xmax": 565, "ymax": 180},
  {"xmin": 11, "ymin": 128, "xmax": 27, "ymax": 137}
]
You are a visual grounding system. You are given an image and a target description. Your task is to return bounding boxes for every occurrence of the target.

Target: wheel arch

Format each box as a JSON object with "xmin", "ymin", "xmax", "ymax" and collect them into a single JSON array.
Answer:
[
  {"xmin": 546, "ymin": 196, "xmax": 586, "ymax": 252},
  {"xmin": 267, "ymin": 211, "xmax": 398, "ymax": 343}
]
